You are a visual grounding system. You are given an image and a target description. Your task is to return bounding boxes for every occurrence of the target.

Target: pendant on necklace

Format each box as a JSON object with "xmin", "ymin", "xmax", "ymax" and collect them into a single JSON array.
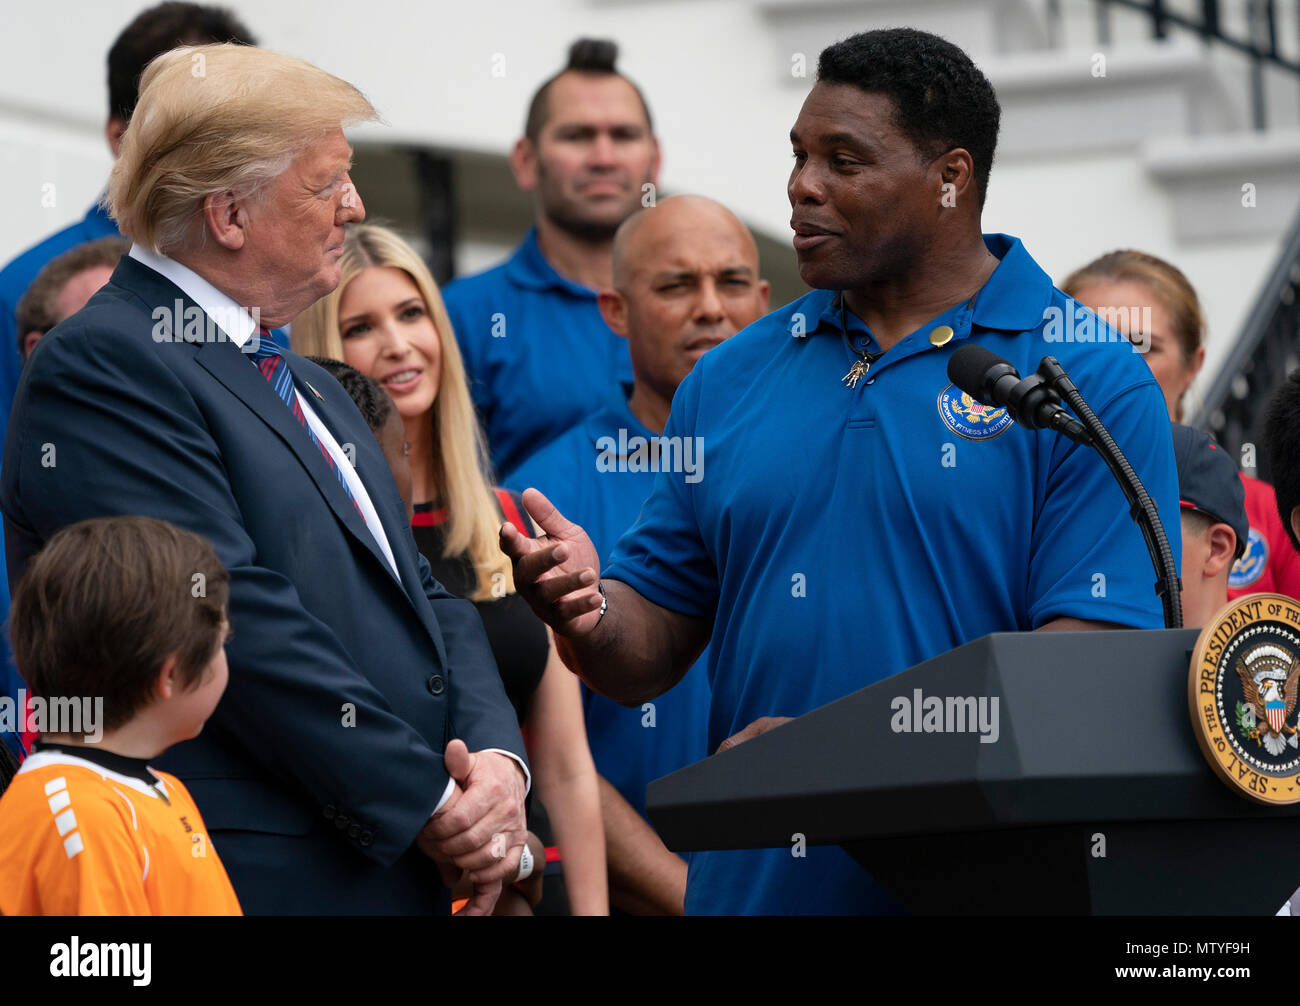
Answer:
[{"xmin": 842, "ymin": 358, "xmax": 869, "ymax": 388}]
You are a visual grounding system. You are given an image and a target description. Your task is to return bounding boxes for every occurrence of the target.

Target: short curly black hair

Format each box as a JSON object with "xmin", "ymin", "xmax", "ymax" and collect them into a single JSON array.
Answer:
[
  {"xmin": 307, "ymin": 356, "xmax": 394, "ymax": 437},
  {"xmin": 1265, "ymin": 370, "xmax": 1300, "ymax": 553},
  {"xmin": 817, "ymin": 28, "xmax": 1000, "ymax": 209}
]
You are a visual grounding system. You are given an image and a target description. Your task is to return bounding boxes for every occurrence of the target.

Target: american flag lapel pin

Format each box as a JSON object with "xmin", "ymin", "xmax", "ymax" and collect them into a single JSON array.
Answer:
[{"xmin": 305, "ymin": 380, "xmax": 325, "ymax": 402}]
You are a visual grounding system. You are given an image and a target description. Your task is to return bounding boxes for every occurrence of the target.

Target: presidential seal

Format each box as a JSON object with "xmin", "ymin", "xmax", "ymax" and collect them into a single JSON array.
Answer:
[
  {"xmin": 1189, "ymin": 593, "xmax": 1300, "ymax": 805},
  {"xmin": 936, "ymin": 384, "xmax": 1014, "ymax": 442}
]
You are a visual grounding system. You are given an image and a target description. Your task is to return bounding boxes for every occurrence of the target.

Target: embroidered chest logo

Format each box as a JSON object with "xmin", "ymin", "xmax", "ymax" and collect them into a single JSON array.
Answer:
[
  {"xmin": 936, "ymin": 384, "xmax": 1013, "ymax": 441},
  {"xmin": 1229, "ymin": 527, "xmax": 1268, "ymax": 589}
]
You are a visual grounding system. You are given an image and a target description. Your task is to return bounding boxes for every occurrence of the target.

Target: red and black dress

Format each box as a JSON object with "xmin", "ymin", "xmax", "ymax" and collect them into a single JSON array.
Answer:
[{"xmin": 411, "ymin": 488, "xmax": 566, "ymax": 913}]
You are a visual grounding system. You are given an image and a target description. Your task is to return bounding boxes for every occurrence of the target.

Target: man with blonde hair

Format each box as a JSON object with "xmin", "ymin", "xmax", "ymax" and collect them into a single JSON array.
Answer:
[
  {"xmin": 2, "ymin": 43, "xmax": 529, "ymax": 916},
  {"xmin": 0, "ymin": 1, "xmax": 259, "ymax": 768}
]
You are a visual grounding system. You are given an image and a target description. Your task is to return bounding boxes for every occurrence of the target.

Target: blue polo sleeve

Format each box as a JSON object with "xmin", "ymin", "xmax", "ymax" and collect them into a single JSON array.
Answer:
[
  {"xmin": 1027, "ymin": 377, "xmax": 1181, "ymax": 629},
  {"xmin": 441, "ymin": 279, "xmax": 492, "ymax": 422},
  {"xmin": 602, "ymin": 366, "xmax": 719, "ymax": 619}
]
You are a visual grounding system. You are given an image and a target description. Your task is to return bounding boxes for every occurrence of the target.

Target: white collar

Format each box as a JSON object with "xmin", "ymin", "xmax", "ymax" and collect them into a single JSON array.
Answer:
[
  {"xmin": 18, "ymin": 749, "xmax": 171, "ymax": 801},
  {"xmin": 128, "ymin": 244, "xmax": 259, "ymax": 348}
]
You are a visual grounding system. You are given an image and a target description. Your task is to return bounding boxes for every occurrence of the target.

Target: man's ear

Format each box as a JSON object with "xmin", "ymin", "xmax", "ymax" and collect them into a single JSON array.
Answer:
[
  {"xmin": 21, "ymin": 331, "xmax": 42, "ymax": 360},
  {"xmin": 597, "ymin": 288, "xmax": 629, "ymax": 337},
  {"xmin": 757, "ymin": 278, "xmax": 771, "ymax": 315},
  {"xmin": 510, "ymin": 137, "xmax": 539, "ymax": 193},
  {"xmin": 154, "ymin": 654, "xmax": 181, "ymax": 701},
  {"xmin": 1205, "ymin": 523, "xmax": 1238, "ymax": 578},
  {"xmin": 106, "ymin": 115, "xmax": 127, "ymax": 159},
  {"xmin": 202, "ymin": 192, "xmax": 248, "ymax": 251},
  {"xmin": 936, "ymin": 148, "xmax": 975, "ymax": 209}
]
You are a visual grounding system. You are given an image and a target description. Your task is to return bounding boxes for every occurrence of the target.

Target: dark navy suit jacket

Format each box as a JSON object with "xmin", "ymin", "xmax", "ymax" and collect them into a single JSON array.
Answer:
[{"xmin": 1, "ymin": 255, "xmax": 527, "ymax": 914}]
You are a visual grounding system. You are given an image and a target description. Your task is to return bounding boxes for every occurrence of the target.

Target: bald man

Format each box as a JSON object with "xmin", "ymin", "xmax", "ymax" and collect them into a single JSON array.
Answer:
[{"xmin": 508, "ymin": 195, "xmax": 769, "ymax": 913}]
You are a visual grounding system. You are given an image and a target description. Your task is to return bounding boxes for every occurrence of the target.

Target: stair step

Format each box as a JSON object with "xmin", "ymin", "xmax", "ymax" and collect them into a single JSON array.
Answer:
[
  {"xmin": 1144, "ymin": 129, "xmax": 1300, "ymax": 241},
  {"xmin": 990, "ymin": 40, "xmax": 1239, "ymax": 158},
  {"xmin": 758, "ymin": 0, "xmax": 1050, "ymax": 73}
]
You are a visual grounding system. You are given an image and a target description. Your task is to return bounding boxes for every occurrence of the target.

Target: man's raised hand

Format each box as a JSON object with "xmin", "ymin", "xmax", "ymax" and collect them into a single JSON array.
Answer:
[{"xmin": 499, "ymin": 488, "xmax": 604, "ymax": 638}]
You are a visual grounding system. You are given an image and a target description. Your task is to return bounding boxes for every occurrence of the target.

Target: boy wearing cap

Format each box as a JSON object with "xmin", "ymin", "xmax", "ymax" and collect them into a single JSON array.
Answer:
[{"xmin": 1172, "ymin": 423, "xmax": 1249, "ymax": 627}]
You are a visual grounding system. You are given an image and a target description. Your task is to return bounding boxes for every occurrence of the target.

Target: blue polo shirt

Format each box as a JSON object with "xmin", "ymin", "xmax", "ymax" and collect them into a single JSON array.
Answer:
[
  {"xmin": 0, "ymin": 201, "xmax": 122, "ymax": 732},
  {"xmin": 506, "ymin": 388, "xmax": 711, "ymax": 820},
  {"xmin": 0, "ymin": 201, "xmax": 122, "ymax": 448},
  {"xmin": 442, "ymin": 229, "xmax": 634, "ymax": 477},
  {"xmin": 603, "ymin": 233, "xmax": 1180, "ymax": 915}
]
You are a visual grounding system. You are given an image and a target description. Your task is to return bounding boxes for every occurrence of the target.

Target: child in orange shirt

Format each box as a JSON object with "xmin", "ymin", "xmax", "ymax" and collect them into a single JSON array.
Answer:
[{"xmin": 0, "ymin": 516, "xmax": 241, "ymax": 915}]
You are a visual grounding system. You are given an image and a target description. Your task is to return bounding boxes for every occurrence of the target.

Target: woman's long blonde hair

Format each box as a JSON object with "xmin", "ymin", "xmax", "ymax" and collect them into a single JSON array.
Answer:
[{"xmin": 293, "ymin": 224, "xmax": 513, "ymax": 601}]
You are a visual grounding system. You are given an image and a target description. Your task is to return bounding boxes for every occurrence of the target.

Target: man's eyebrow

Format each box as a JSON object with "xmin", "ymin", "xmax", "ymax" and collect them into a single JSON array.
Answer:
[
  {"xmin": 650, "ymin": 270, "xmax": 699, "ymax": 283},
  {"xmin": 789, "ymin": 129, "xmax": 868, "ymax": 147},
  {"xmin": 553, "ymin": 120, "xmax": 645, "ymax": 133},
  {"xmin": 317, "ymin": 154, "xmax": 354, "ymax": 189}
]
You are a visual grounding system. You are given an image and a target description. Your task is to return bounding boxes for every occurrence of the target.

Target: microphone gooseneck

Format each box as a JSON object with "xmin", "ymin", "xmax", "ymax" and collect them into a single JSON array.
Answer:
[{"xmin": 946, "ymin": 345, "xmax": 1182, "ymax": 629}]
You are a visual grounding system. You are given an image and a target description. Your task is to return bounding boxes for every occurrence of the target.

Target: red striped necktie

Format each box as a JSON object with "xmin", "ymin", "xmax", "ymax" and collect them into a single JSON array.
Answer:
[{"xmin": 246, "ymin": 331, "xmax": 363, "ymax": 517}]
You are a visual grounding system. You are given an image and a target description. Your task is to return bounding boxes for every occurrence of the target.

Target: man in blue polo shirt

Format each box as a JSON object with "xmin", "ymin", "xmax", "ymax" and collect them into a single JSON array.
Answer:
[
  {"xmin": 0, "ymin": 3, "xmax": 258, "ymax": 449},
  {"xmin": 442, "ymin": 38, "xmax": 660, "ymax": 477},
  {"xmin": 508, "ymin": 194, "xmax": 770, "ymax": 913},
  {"xmin": 501, "ymin": 28, "xmax": 1180, "ymax": 914}
]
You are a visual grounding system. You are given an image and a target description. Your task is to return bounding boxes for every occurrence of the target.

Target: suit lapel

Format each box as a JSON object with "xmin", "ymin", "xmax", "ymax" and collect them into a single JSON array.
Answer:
[
  {"xmin": 283, "ymin": 355, "xmax": 453, "ymax": 665},
  {"xmin": 110, "ymin": 258, "xmax": 443, "ymax": 645},
  {"xmin": 195, "ymin": 338, "xmax": 407, "ymax": 590},
  {"xmin": 282, "ymin": 353, "xmax": 425, "ymax": 592}
]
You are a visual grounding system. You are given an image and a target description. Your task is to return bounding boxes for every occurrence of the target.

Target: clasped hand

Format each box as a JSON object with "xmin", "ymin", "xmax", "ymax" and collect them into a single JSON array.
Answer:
[{"xmin": 417, "ymin": 738, "xmax": 527, "ymax": 916}]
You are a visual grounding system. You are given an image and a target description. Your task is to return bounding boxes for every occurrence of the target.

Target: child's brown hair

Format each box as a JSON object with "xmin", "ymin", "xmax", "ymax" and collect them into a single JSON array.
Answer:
[{"xmin": 9, "ymin": 516, "xmax": 230, "ymax": 733}]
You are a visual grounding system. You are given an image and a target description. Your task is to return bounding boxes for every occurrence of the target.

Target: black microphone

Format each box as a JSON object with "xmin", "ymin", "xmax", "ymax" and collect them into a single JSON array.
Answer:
[
  {"xmin": 947, "ymin": 344, "xmax": 1092, "ymax": 446},
  {"xmin": 946, "ymin": 344, "xmax": 1181, "ymax": 628}
]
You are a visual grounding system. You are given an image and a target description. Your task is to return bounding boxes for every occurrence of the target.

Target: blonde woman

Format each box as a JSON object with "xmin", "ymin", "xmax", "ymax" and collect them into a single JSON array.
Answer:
[{"xmin": 294, "ymin": 224, "xmax": 606, "ymax": 915}]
